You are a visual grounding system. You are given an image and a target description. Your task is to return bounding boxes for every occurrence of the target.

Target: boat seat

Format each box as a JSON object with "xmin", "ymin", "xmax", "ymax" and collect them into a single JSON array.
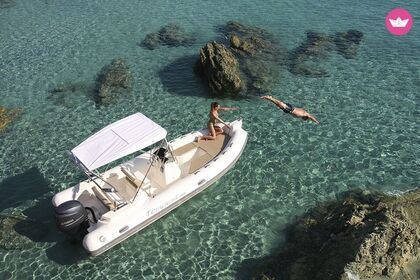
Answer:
[
  {"xmin": 92, "ymin": 186, "xmax": 117, "ymax": 211},
  {"xmin": 147, "ymin": 161, "xmax": 181, "ymax": 188},
  {"xmin": 121, "ymin": 166, "xmax": 150, "ymax": 188},
  {"xmin": 173, "ymin": 143, "xmax": 196, "ymax": 156},
  {"xmin": 173, "ymin": 143, "xmax": 197, "ymax": 165}
]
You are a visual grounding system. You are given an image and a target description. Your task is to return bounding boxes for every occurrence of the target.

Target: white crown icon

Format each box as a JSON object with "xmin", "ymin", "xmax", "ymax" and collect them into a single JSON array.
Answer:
[{"xmin": 389, "ymin": 17, "xmax": 409, "ymax": 28}]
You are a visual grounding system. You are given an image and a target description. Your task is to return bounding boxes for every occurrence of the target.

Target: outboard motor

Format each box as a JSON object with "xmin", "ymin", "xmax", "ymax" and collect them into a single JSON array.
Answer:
[{"xmin": 54, "ymin": 200, "xmax": 88, "ymax": 235}]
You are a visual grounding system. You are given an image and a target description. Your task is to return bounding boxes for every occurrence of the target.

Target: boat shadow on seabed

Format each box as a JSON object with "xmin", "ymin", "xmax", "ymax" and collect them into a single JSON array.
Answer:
[
  {"xmin": 0, "ymin": 167, "xmax": 50, "ymax": 212},
  {"xmin": 19, "ymin": 196, "xmax": 90, "ymax": 265},
  {"xmin": 0, "ymin": 167, "xmax": 87, "ymax": 265}
]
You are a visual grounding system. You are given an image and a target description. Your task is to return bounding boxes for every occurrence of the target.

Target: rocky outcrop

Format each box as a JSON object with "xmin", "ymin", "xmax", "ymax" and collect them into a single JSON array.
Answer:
[
  {"xmin": 194, "ymin": 22, "xmax": 363, "ymax": 95},
  {"xmin": 334, "ymin": 29, "xmax": 364, "ymax": 59},
  {"xmin": 224, "ymin": 21, "xmax": 276, "ymax": 57},
  {"xmin": 225, "ymin": 21, "xmax": 285, "ymax": 93},
  {"xmin": 196, "ymin": 41, "xmax": 245, "ymax": 95},
  {"xmin": 141, "ymin": 23, "xmax": 195, "ymax": 50},
  {"xmin": 251, "ymin": 189, "xmax": 420, "ymax": 280},
  {"xmin": 95, "ymin": 58, "xmax": 133, "ymax": 105},
  {"xmin": 0, "ymin": 106, "xmax": 21, "ymax": 131},
  {"xmin": 196, "ymin": 21, "xmax": 285, "ymax": 96}
]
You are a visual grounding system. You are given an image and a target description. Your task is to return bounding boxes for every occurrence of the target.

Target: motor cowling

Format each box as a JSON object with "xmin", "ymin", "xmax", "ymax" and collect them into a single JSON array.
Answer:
[{"xmin": 54, "ymin": 200, "xmax": 87, "ymax": 234}]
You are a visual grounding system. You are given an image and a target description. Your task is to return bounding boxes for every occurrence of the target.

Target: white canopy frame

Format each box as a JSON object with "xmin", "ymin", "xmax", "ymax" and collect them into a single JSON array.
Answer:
[
  {"xmin": 71, "ymin": 112, "xmax": 167, "ymax": 172},
  {"xmin": 68, "ymin": 113, "xmax": 168, "ymax": 208}
]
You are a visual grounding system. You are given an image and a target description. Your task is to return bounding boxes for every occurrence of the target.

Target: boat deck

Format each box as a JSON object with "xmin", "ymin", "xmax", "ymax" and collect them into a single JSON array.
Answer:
[
  {"xmin": 86, "ymin": 133, "xmax": 231, "ymax": 211},
  {"xmin": 173, "ymin": 133, "xmax": 230, "ymax": 174}
]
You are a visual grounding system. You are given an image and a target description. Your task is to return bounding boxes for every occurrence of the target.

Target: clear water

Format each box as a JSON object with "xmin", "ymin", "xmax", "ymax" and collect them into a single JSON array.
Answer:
[{"xmin": 0, "ymin": 0, "xmax": 419, "ymax": 279}]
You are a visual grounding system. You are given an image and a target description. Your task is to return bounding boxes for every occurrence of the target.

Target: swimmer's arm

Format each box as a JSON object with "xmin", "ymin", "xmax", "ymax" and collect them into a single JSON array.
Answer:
[
  {"xmin": 261, "ymin": 96, "xmax": 285, "ymax": 109},
  {"xmin": 308, "ymin": 114, "xmax": 320, "ymax": 124}
]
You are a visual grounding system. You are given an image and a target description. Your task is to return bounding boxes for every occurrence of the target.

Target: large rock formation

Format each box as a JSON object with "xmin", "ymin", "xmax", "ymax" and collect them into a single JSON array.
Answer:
[
  {"xmin": 196, "ymin": 41, "xmax": 245, "ymax": 95},
  {"xmin": 251, "ymin": 189, "xmax": 420, "ymax": 280},
  {"xmin": 0, "ymin": 106, "xmax": 21, "ymax": 131},
  {"xmin": 225, "ymin": 21, "xmax": 285, "ymax": 93},
  {"xmin": 193, "ymin": 22, "xmax": 363, "ymax": 95},
  {"xmin": 141, "ymin": 23, "xmax": 195, "ymax": 50},
  {"xmin": 95, "ymin": 58, "xmax": 133, "ymax": 105},
  {"xmin": 196, "ymin": 21, "xmax": 285, "ymax": 96}
]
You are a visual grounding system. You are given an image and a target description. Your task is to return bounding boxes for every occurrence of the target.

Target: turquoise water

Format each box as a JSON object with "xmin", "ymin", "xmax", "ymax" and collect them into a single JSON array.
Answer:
[{"xmin": 1, "ymin": 0, "xmax": 419, "ymax": 279}]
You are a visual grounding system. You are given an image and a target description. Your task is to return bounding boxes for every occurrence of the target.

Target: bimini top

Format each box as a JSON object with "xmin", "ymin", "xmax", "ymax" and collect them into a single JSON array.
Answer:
[{"xmin": 71, "ymin": 113, "xmax": 167, "ymax": 171}]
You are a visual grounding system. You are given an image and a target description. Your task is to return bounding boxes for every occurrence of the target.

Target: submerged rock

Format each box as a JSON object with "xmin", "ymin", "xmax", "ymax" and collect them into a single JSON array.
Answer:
[
  {"xmin": 51, "ymin": 82, "xmax": 87, "ymax": 93},
  {"xmin": 0, "ymin": 213, "xmax": 37, "ymax": 250},
  {"xmin": 225, "ymin": 21, "xmax": 284, "ymax": 93},
  {"xmin": 49, "ymin": 59, "xmax": 135, "ymax": 107},
  {"xmin": 0, "ymin": 0, "xmax": 15, "ymax": 9},
  {"xmin": 251, "ymin": 189, "xmax": 420, "ymax": 280},
  {"xmin": 221, "ymin": 21, "xmax": 275, "ymax": 45},
  {"xmin": 289, "ymin": 31, "xmax": 334, "ymax": 77},
  {"xmin": 141, "ymin": 23, "xmax": 195, "ymax": 50},
  {"xmin": 196, "ymin": 41, "xmax": 245, "ymax": 95},
  {"xmin": 334, "ymin": 29, "xmax": 364, "ymax": 59},
  {"xmin": 95, "ymin": 58, "xmax": 133, "ymax": 105},
  {"xmin": 289, "ymin": 29, "xmax": 364, "ymax": 77},
  {"xmin": 241, "ymin": 58, "xmax": 277, "ymax": 93},
  {"xmin": 48, "ymin": 81, "xmax": 95, "ymax": 108},
  {"xmin": 225, "ymin": 22, "xmax": 275, "ymax": 57},
  {"xmin": 0, "ymin": 106, "xmax": 21, "ymax": 131}
]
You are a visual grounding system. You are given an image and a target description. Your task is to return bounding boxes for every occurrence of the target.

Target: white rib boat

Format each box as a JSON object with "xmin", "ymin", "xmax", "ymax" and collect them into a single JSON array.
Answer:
[{"xmin": 52, "ymin": 112, "xmax": 247, "ymax": 256}]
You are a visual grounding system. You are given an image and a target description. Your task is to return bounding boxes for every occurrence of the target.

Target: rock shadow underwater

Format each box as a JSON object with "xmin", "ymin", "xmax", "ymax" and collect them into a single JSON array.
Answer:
[{"xmin": 158, "ymin": 55, "xmax": 211, "ymax": 98}]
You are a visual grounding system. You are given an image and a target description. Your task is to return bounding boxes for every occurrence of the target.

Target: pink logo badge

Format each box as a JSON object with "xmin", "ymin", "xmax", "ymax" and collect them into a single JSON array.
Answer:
[{"xmin": 386, "ymin": 8, "xmax": 413, "ymax": 36}]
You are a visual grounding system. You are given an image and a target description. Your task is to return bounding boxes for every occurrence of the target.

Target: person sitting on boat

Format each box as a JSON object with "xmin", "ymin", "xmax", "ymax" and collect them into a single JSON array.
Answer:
[
  {"xmin": 196, "ymin": 102, "xmax": 239, "ymax": 142},
  {"xmin": 261, "ymin": 95, "xmax": 320, "ymax": 124}
]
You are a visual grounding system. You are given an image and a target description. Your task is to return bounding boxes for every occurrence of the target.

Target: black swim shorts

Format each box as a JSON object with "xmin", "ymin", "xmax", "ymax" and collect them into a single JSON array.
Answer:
[{"xmin": 282, "ymin": 103, "xmax": 295, "ymax": 113}]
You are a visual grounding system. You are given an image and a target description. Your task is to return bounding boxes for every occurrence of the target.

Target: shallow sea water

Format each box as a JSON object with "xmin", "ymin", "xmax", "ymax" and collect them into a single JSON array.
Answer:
[{"xmin": 0, "ymin": 0, "xmax": 419, "ymax": 279}]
